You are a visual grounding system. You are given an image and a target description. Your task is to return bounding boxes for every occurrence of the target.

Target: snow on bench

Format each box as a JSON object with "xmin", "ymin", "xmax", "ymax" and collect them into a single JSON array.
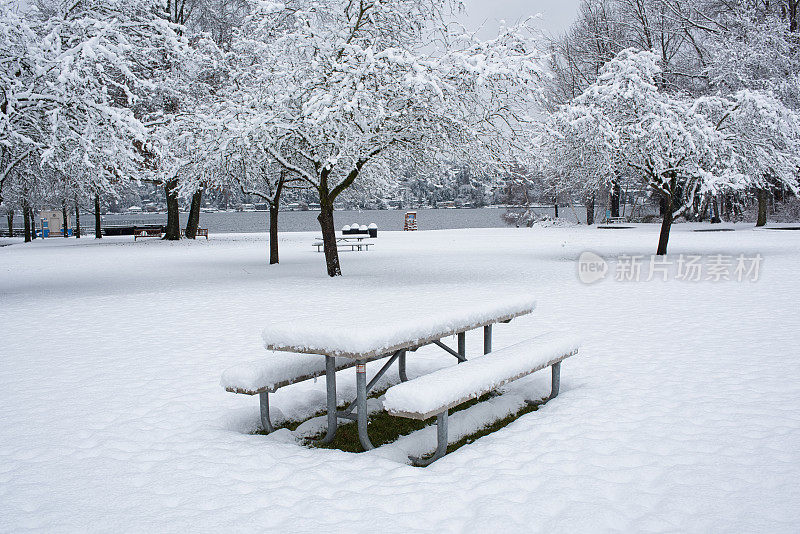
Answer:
[
  {"xmin": 382, "ymin": 332, "xmax": 580, "ymax": 465},
  {"xmin": 222, "ymin": 352, "xmax": 354, "ymax": 395},
  {"xmin": 221, "ymin": 350, "xmax": 394, "ymax": 432},
  {"xmin": 221, "ymin": 352, "xmax": 356, "ymax": 434},
  {"xmin": 384, "ymin": 332, "xmax": 580, "ymax": 419}
]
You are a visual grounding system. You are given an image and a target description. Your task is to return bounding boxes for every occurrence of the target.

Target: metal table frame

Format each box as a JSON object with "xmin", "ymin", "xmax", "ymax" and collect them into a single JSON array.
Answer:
[
  {"xmin": 261, "ymin": 306, "xmax": 533, "ymax": 452},
  {"xmin": 318, "ymin": 323, "xmax": 500, "ymax": 451}
]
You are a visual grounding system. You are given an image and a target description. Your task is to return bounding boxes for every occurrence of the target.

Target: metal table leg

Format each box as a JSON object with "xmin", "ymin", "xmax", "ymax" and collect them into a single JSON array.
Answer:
[
  {"xmin": 340, "ymin": 351, "xmax": 401, "ymax": 417},
  {"xmin": 356, "ymin": 363, "xmax": 375, "ymax": 450},
  {"xmin": 457, "ymin": 332, "xmax": 466, "ymax": 363},
  {"xmin": 483, "ymin": 325, "xmax": 492, "ymax": 354},
  {"xmin": 549, "ymin": 361, "xmax": 561, "ymax": 400},
  {"xmin": 410, "ymin": 410, "xmax": 448, "ymax": 466},
  {"xmin": 259, "ymin": 391, "xmax": 275, "ymax": 433},
  {"xmin": 398, "ymin": 349, "xmax": 408, "ymax": 382},
  {"xmin": 316, "ymin": 355, "xmax": 338, "ymax": 444}
]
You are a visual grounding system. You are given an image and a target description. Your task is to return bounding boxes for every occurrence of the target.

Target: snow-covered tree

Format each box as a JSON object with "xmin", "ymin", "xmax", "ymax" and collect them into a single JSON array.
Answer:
[
  {"xmin": 211, "ymin": 0, "xmax": 546, "ymax": 276},
  {"xmin": 696, "ymin": 89, "xmax": 800, "ymax": 225},
  {"xmin": 560, "ymin": 49, "xmax": 734, "ymax": 254},
  {"xmin": 154, "ymin": 0, "xmax": 250, "ymax": 239},
  {"xmin": 0, "ymin": 0, "xmax": 190, "ymax": 235},
  {"xmin": 702, "ymin": 3, "xmax": 800, "ymax": 223}
]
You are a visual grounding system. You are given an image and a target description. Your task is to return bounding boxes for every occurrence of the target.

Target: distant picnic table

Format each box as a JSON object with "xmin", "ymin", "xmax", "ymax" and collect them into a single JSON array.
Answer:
[
  {"xmin": 313, "ymin": 235, "xmax": 372, "ymax": 252},
  {"xmin": 223, "ymin": 298, "xmax": 579, "ymax": 464}
]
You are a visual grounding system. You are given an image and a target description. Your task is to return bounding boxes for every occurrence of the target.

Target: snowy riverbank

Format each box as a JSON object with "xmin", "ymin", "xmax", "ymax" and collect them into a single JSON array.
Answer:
[{"xmin": 1, "ymin": 225, "xmax": 799, "ymax": 532}]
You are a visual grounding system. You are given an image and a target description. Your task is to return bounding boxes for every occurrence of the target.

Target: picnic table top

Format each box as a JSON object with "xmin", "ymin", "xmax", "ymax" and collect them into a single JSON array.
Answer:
[{"xmin": 261, "ymin": 296, "xmax": 536, "ymax": 359}]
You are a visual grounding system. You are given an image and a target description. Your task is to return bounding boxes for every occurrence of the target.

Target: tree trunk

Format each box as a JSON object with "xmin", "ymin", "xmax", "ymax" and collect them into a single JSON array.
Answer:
[
  {"xmin": 722, "ymin": 194, "xmax": 731, "ymax": 221},
  {"xmin": 23, "ymin": 201, "xmax": 30, "ymax": 242},
  {"xmin": 756, "ymin": 188, "xmax": 768, "ymax": 227},
  {"xmin": 62, "ymin": 204, "xmax": 69, "ymax": 238},
  {"xmin": 28, "ymin": 206, "xmax": 36, "ymax": 240},
  {"xmin": 7, "ymin": 211, "xmax": 12, "ymax": 237},
  {"xmin": 711, "ymin": 196, "xmax": 721, "ymax": 224},
  {"xmin": 317, "ymin": 201, "xmax": 341, "ymax": 277},
  {"xmin": 657, "ymin": 194, "xmax": 673, "ymax": 256},
  {"xmin": 94, "ymin": 194, "xmax": 102, "ymax": 238},
  {"xmin": 268, "ymin": 175, "xmax": 285, "ymax": 265},
  {"xmin": 269, "ymin": 202, "xmax": 279, "ymax": 264},
  {"xmin": 611, "ymin": 181, "xmax": 621, "ymax": 218},
  {"xmin": 696, "ymin": 195, "xmax": 708, "ymax": 223},
  {"xmin": 553, "ymin": 203, "xmax": 559, "ymax": 218},
  {"xmin": 164, "ymin": 178, "xmax": 181, "ymax": 240},
  {"xmin": 586, "ymin": 195, "xmax": 595, "ymax": 225},
  {"xmin": 184, "ymin": 188, "xmax": 203, "ymax": 239},
  {"xmin": 74, "ymin": 199, "xmax": 81, "ymax": 238}
]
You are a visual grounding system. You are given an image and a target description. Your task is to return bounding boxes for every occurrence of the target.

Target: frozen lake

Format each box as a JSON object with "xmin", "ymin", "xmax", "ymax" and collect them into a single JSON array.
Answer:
[{"xmin": 99, "ymin": 206, "xmax": 577, "ymax": 233}]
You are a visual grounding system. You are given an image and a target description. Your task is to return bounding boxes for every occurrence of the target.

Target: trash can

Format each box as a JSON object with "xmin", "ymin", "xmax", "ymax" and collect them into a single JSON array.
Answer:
[{"xmin": 368, "ymin": 223, "xmax": 377, "ymax": 238}]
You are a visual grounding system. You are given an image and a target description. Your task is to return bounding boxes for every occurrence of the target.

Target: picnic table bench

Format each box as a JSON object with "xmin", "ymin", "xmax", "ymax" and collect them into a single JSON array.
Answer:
[
  {"xmin": 604, "ymin": 216, "xmax": 627, "ymax": 224},
  {"xmin": 221, "ymin": 297, "xmax": 580, "ymax": 464},
  {"xmin": 384, "ymin": 332, "xmax": 579, "ymax": 465}
]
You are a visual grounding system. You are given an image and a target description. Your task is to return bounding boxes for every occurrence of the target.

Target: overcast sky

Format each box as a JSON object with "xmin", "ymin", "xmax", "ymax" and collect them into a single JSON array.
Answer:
[{"xmin": 458, "ymin": 0, "xmax": 582, "ymax": 37}]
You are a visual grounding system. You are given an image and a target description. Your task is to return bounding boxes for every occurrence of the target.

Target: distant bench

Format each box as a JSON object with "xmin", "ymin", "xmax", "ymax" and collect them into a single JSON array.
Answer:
[
  {"xmin": 604, "ymin": 216, "xmax": 626, "ymax": 224},
  {"xmin": 181, "ymin": 228, "xmax": 209, "ymax": 239},
  {"xmin": 383, "ymin": 332, "xmax": 579, "ymax": 465},
  {"xmin": 134, "ymin": 227, "xmax": 162, "ymax": 240},
  {"xmin": 134, "ymin": 227, "xmax": 209, "ymax": 240}
]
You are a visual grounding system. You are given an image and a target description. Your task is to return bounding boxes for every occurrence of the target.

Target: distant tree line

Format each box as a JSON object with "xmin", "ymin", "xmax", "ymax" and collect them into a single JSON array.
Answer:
[{"xmin": 2, "ymin": 0, "xmax": 799, "ymax": 268}]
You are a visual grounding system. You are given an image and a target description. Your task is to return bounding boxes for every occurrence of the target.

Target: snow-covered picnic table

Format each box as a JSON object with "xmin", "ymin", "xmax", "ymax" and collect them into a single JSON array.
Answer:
[
  {"xmin": 224, "ymin": 296, "xmax": 578, "ymax": 462},
  {"xmin": 313, "ymin": 235, "xmax": 373, "ymax": 252}
]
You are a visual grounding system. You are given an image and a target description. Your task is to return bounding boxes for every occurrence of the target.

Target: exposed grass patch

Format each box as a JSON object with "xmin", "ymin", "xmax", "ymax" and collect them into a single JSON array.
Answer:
[
  {"xmin": 441, "ymin": 397, "xmax": 545, "ymax": 456},
  {"xmin": 251, "ymin": 385, "xmax": 394, "ymax": 435},
  {"xmin": 310, "ymin": 392, "xmax": 549, "ymax": 458},
  {"xmin": 252, "ymin": 388, "xmax": 552, "ymax": 463},
  {"xmin": 308, "ymin": 394, "xmax": 496, "ymax": 452}
]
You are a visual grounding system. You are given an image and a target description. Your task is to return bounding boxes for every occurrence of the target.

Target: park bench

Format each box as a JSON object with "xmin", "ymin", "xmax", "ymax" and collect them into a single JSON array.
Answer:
[
  {"xmin": 134, "ymin": 227, "xmax": 162, "ymax": 240},
  {"xmin": 604, "ymin": 216, "xmax": 626, "ymax": 224},
  {"xmin": 180, "ymin": 228, "xmax": 209, "ymax": 239},
  {"xmin": 383, "ymin": 332, "xmax": 580, "ymax": 465}
]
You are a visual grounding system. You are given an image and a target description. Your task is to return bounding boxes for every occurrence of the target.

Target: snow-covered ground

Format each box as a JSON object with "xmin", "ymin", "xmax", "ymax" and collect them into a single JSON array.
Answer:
[{"xmin": 1, "ymin": 224, "xmax": 799, "ymax": 532}]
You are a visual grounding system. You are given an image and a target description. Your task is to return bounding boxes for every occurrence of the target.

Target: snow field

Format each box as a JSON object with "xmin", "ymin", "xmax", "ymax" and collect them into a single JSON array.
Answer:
[{"xmin": 1, "ymin": 224, "xmax": 799, "ymax": 532}]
